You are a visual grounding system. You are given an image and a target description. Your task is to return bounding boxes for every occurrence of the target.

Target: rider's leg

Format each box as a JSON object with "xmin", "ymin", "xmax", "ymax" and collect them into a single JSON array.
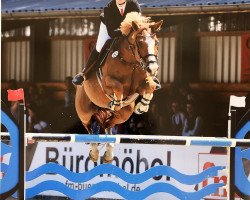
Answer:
[
  {"xmin": 72, "ymin": 48, "xmax": 99, "ymax": 85},
  {"xmin": 96, "ymin": 22, "xmax": 111, "ymax": 53},
  {"xmin": 72, "ymin": 22, "xmax": 111, "ymax": 86}
]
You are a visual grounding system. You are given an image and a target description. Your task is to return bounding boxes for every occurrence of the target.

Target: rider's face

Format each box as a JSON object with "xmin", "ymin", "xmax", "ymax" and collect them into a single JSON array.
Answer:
[{"xmin": 116, "ymin": 0, "xmax": 126, "ymax": 5}]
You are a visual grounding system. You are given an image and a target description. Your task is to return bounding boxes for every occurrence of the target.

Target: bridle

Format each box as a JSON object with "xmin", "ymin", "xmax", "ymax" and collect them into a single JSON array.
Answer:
[
  {"xmin": 110, "ymin": 30, "xmax": 159, "ymax": 73},
  {"xmin": 126, "ymin": 33, "xmax": 158, "ymax": 73}
]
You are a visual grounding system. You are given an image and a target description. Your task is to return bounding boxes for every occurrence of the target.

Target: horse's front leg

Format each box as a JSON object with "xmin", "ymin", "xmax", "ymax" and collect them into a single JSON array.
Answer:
[
  {"xmin": 134, "ymin": 92, "xmax": 153, "ymax": 114},
  {"xmin": 104, "ymin": 76, "xmax": 124, "ymax": 111},
  {"xmin": 134, "ymin": 76, "xmax": 156, "ymax": 114}
]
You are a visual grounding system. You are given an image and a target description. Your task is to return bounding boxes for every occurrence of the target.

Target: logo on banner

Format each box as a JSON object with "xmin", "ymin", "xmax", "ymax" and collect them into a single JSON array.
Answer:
[{"xmin": 198, "ymin": 154, "xmax": 228, "ymax": 199}]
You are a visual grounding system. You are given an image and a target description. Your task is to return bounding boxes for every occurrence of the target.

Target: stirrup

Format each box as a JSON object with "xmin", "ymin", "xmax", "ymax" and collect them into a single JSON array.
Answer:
[{"xmin": 72, "ymin": 73, "xmax": 85, "ymax": 86}]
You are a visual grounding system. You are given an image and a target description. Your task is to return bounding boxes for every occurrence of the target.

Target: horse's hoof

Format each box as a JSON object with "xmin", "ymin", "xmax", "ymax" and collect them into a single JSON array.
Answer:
[
  {"xmin": 155, "ymin": 84, "xmax": 161, "ymax": 90},
  {"xmin": 134, "ymin": 102, "xmax": 149, "ymax": 114},
  {"xmin": 153, "ymin": 76, "xmax": 160, "ymax": 85},
  {"xmin": 103, "ymin": 151, "xmax": 114, "ymax": 164},
  {"xmin": 89, "ymin": 150, "xmax": 99, "ymax": 162}
]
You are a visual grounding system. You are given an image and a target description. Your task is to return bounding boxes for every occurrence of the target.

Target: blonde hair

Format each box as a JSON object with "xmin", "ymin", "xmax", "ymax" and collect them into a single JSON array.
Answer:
[{"xmin": 120, "ymin": 12, "xmax": 152, "ymax": 36}]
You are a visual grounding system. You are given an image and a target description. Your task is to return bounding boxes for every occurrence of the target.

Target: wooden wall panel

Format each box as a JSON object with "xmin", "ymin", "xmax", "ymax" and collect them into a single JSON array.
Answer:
[
  {"xmin": 2, "ymin": 40, "xmax": 30, "ymax": 81},
  {"xmin": 50, "ymin": 39, "xmax": 84, "ymax": 81},
  {"xmin": 199, "ymin": 35, "xmax": 242, "ymax": 83}
]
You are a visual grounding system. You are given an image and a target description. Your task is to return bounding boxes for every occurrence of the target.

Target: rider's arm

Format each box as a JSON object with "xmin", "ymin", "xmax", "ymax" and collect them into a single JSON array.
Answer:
[
  {"xmin": 103, "ymin": 7, "xmax": 123, "ymax": 38},
  {"xmin": 127, "ymin": 0, "xmax": 141, "ymax": 13},
  {"xmin": 104, "ymin": 0, "xmax": 141, "ymax": 38}
]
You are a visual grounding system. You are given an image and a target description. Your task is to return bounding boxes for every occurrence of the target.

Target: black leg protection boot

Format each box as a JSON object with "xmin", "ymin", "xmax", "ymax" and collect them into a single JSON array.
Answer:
[{"xmin": 72, "ymin": 48, "xmax": 100, "ymax": 86}]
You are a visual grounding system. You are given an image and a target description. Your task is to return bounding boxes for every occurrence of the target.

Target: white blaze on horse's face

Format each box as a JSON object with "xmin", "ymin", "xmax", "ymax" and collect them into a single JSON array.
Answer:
[{"xmin": 145, "ymin": 33, "xmax": 159, "ymax": 76}]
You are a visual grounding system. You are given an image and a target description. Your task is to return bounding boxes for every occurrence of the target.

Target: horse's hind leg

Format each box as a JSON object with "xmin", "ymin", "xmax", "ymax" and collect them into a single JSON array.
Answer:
[
  {"xmin": 81, "ymin": 120, "xmax": 100, "ymax": 162},
  {"xmin": 102, "ymin": 104, "xmax": 135, "ymax": 163},
  {"xmin": 89, "ymin": 143, "xmax": 99, "ymax": 162},
  {"xmin": 87, "ymin": 122, "xmax": 100, "ymax": 162},
  {"xmin": 102, "ymin": 128, "xmax": 115, "ymax": 163},
  {"xmin": 75, "ymin": 86, "xmax": 99, "ymax": 162},
  {"xmin": 103, "ymin": 143, "xmax": 114, "ymax": 164},
  {"xmin": 75, "ymin": 86, "xmax": 97, "ymax": 128}
]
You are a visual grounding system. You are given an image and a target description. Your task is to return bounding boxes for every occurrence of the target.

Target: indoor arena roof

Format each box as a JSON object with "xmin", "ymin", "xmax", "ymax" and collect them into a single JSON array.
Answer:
[{"xmin": 2, "ymin": 0, "xmax": 250, "ymax": 19}]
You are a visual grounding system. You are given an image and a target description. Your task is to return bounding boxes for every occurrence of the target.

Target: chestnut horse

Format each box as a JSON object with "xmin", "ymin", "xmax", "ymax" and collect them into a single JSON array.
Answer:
[{"xmin": 75, "ymin": 13, "xmax": 163, "ymax": 163}]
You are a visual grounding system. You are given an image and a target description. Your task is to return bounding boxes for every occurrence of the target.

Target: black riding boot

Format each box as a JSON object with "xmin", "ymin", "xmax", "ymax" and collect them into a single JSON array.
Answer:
[{"xmin": 72, "ymin": 48, "xmax": 100, "ymax": 86}]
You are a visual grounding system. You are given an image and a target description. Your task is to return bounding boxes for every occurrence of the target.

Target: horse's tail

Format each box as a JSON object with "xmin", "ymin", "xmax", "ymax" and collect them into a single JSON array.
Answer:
[{"xmin": 93, "ymin": 108, "xmax": 113, "ymax": 132}]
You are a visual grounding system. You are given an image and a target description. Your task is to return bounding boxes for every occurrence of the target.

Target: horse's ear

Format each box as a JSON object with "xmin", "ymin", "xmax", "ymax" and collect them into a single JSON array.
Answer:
[
  {"xmin": 129, "ymin": 22, "xmax": 143, "ymax": 44},
  {"xmin": 132, "ymin": 21, "xmax": 140, "ymax": 31},
  {"xmin": 150, "ymin": 20, "xmax": 163, "ymax": 33}
]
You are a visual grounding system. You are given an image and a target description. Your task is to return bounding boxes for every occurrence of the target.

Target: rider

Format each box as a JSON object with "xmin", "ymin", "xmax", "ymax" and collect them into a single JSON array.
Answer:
[{"xmin": 72, "ymin": 0, "xmax": 141, "ymax": 85}]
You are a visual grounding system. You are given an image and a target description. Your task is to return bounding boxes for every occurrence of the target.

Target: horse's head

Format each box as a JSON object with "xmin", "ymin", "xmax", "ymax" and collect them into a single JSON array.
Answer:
[{"xmin": 127, "ymin": 20, "xmax": 163, "ymax": 76}]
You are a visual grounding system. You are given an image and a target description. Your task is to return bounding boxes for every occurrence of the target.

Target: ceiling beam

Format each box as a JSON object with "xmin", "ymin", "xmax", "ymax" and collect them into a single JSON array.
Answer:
[{"xmin": 2, "ymin": 5, "xmax": 250, "ymax": 20}]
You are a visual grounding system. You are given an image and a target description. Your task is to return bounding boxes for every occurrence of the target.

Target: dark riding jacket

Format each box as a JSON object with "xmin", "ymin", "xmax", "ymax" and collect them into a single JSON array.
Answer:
[{"xmin": 101, "ymin": 0, "xmax": 141, "ymax": 38}]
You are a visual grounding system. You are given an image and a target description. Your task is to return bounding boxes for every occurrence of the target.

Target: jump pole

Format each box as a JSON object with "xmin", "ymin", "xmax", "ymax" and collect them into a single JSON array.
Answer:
[{"xmin": 1, "ymin": 132, "xmax": 250, "ymax": 147}]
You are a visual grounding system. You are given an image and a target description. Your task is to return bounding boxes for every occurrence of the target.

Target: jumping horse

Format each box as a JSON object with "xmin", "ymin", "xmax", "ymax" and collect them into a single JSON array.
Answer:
[{"xmin": 75, "ymin": 12, "xmax": 163, "ymax": 163}]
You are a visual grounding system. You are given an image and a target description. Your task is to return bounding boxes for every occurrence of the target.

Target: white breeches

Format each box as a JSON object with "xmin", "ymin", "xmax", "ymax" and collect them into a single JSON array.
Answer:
[{"xmin": 96, "ymin": 22, "xmax": 111, "ymax": 52}]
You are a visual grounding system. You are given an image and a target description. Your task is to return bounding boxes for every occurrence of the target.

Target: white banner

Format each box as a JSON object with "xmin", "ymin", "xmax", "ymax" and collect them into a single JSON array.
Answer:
[{"xmin": 27, "ymin": 142, "xmax": 242, "ymax": 200}]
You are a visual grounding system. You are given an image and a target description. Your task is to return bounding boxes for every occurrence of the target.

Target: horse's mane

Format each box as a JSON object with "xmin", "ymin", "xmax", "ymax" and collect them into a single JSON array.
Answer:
[{"xmin": 120, "ymin": 12, "xmax": 152, "ymax": 36}]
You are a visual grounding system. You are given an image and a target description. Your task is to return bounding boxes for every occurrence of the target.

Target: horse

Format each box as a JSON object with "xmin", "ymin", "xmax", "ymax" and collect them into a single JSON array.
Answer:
[{"xmin": 75, "ymin": 12, "xmax": 163, "ymax": 163}]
